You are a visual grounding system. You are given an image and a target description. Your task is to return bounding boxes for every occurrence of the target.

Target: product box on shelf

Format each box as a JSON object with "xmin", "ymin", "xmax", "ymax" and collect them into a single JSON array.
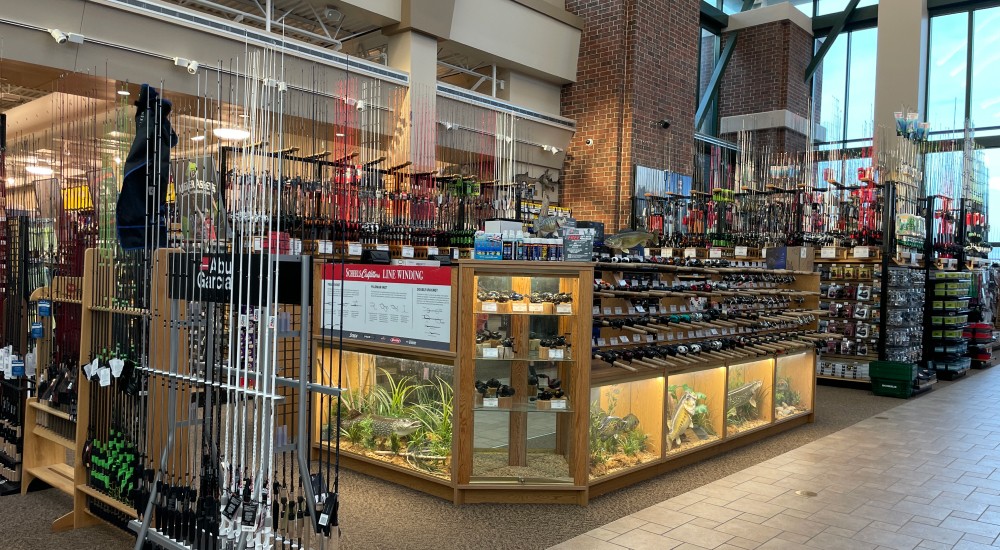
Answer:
[{"xmin": 765, "ymin": 246, "xmax": 815, "ymax": 272}]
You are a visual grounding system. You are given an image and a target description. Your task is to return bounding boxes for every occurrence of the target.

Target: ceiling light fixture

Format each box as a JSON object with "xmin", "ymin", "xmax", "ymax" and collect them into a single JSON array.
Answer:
[
  {"xmin": 336, "ymin": 133, "xmax": 346, "ymax": 137},
  {"xmin": 117, "ymin": 90, "xmax": 131, "ymax": 96},
  {"xmin": 191, "ymin": 135, "xmax": 206, "ymax": 142},
  {"xmin": 26, "ymin": 165, "xmax": 54, "ymax": 176},
  {"xmin": 213, "ymin": 127, "xmax": 251, "ymax": 141}
]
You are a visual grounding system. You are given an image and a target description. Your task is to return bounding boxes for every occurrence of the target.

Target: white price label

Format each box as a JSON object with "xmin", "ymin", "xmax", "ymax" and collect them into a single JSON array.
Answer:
[
  {"xmin": 670, "ymin": 305, "xmax": 678, "ymax": 312},
  {"xmin": 662, "ymin": 248, "xmax": 673, "ymax": 258},
  {"xmin": 801, "ymin": 247, "xmax": 809, "ymax": 258},
  {"xmin": 614, "ymin": 307, "xmax": 624, "ymax": 315},
  {"xmin": 528, "ymin": 303, "xmax": 545, "ymax": 313},
  {"xmin": 684, "ymin": 248, "xmax": 698, "ymax": 258},
  {"xmin": 645, "ymin": 335, "xmax": 654, "ymax": 343},
  {"xmin": 549, "ymin": 348, "xmax": 565, "ymax": 359},
  {"xmin": 735, "ymin": 246, "xmax": 748, "ymax": 258},
  {"xmin": 593, "ymin": 306, "xmax": 601, "ymax": 315},
  {"xmin": 853, "ymin": 246, "xmax": 870, "ymax": 258},
  {"xmin": 376, "ymin": 243, "xmax": 390, "ymax": 252},
  {"xmin": 696, "ymin": 330, "xmax": 705, "ymax": 337},
  {"xmin": 98, "ymin": 367, "xmax": 112, "ymax": 387},
  {"xmin": 657, "ymin": 333, "xmax": 666, "ymax": 341},
  {"xmin": 401, "ymin": 246, "xmax": 415, "ymax": 258},
  {"xmin": 761, "ymin": 247, "xmax": 769, "ymax": 259},
  {"xmin": 633, "ymin": 334, "xmax": 642, "ymax": 342},
  {"xmin": 596, "ymin": 338, "xmax": 607, "ymax": 346},
  {"xmin": 512, "ymin": 303, "xmax": 528, "ymax": 312},
  {"xmin": 627, "ymin": 306, "xmax": 637, "ymax": 314},
  {"xmin": 348, "ymin": 242, "xmax": 363, "ymax": 256},
  {"xmin": 635, "ymin": 305, "xmax": 646, "ymax": 313},
  {"xmin": 709, "ymin": 248, "xmax": 722, "ymax": 259},
  {"xmin": 483, "ymin": 398, "xmax": 499, "ymax": 408},
  {"xmin": 687, "ymin": 331, "xmax": 696, "ymax": 338},
  {"xmin": 603, "ymin": 307, "xmax": 613, "ymax": 315},
  {"xmin": 910, "ymin": 252, "xmax": 917, "ymax": 265},
  {"xmin": 667, "ymin": 333, "xmax": 675, "ymax": 341},
  {"xmin": 550, "ymin": 399, "xmax": 567, "ymax": 410},
  {"xmin": 482, "ymin": 347, "xmax": 500, "ymax": 358},
  {"xmin": 821, "ymin": 246, "xmax": 837, "ymax": 259},
  {"xmin": 619, "ymin": 336, "xmax": 631, "ymax": 344},
  {"xmin": 427, "ymin": 246, "xmax": 439, "ymax": 256},
  {"xmin": 481, "ymin": 302, "xmax": 498, "ymax": 313},
  {"xmin": 556, "ymin": 303, "xmax": 573, "ymax": 314}
]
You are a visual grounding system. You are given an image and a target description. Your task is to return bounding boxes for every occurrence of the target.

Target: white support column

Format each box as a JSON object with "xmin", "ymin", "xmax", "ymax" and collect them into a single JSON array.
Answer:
[
  {"xmin": 387, "ymin": 30, "xmax": 438, "ymax": 171},
  {"xmin": 874, "ymin": 0, "xmax": 929, "ymax": 132}
]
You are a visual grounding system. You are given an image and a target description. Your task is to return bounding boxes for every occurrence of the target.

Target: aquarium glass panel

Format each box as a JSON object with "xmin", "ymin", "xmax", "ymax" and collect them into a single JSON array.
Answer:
[
  {"xmin": 726, "ymin": 358, "xmax": 774, "ymax": 436},
  {"xmin": 665, "ymin": 367, "xmax": 725, "ymax": 456},
  {"xmin": 589, "ymin": 377, "xmax": 665, "ymax": 479},
  {"xmin": 775, "ymin": 352, "xmax": 815, "ymax": 421}
]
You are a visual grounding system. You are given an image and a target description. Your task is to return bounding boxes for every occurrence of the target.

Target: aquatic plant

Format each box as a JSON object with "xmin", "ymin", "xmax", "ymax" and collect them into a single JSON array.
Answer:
[
  {"xmin": 775, "ymin": 376, "xmax": 800, "ymax": 407},
  {"xmin": 620, "ymin": 429, "xmax": 648, "ymax": 456}
]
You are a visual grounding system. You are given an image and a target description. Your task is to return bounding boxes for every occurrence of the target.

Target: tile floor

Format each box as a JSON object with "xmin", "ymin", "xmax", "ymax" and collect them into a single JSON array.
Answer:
[{"xmin": 551, "ymin": 366, "xmax": 1000, "ymax": 550}]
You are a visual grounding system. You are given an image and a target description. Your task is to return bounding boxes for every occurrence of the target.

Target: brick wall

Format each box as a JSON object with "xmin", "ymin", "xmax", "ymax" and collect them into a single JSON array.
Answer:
[
  {"xmin": 718, "ymin": 20, "xmax": 812, "ymax": 153},
  {"xmin": 560, "ymin": 0, "xmax": 700, "ymax": 232}
]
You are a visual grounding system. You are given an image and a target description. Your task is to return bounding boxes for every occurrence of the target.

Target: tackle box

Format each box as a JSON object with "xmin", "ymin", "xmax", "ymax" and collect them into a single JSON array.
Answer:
[
  {"xmin": 871, "ymin": 378, "xmax": 913, "ymax": 398},
  {"xmin": 869, "ymin": 360, "xmax": 917, "ymax": 381}
]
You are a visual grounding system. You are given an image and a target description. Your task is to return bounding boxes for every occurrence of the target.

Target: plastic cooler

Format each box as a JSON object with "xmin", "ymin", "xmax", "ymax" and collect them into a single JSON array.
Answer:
[{"xmin": 869, "ymin": 361, "xmax": 917, "ymax": 398}]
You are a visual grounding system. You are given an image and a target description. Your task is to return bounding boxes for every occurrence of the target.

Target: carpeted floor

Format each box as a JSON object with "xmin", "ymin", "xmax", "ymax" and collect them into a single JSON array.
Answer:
[{"xmin": 0, "ymin": 374, "xmax": 978, "ymax": 550}]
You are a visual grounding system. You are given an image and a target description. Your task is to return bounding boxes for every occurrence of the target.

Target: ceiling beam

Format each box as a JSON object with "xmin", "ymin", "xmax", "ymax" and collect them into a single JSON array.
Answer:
[{"xmin": 805, "ymin": 0, "xmax": 862, "ymax": 82}]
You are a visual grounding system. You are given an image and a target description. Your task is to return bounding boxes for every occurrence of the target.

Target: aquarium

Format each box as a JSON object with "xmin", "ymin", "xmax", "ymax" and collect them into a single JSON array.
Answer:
[
  {"xmin": 316, "ymin": 349, "xmax": 454, "ymax": 479},
  {"xmin": 588, "ymin": 377, "xmax": 664, "ymax": 479},
  {"xmin": 775, "ymin": 352, "xmax": 814, "ymax": 421},
  {"xmin": 726, "ymin": 358, "xmax": 774, "ymax": 436},
  {"xmin": 469, "ymin": 271, "xmax": 581, "ymax": 484},
  {"xmin": 665, "ymin": 367, "xmax": 725, "ymax": 455}
]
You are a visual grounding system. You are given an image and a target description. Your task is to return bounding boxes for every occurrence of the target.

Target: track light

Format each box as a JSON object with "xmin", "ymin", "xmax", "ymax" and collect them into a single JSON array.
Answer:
[
  {"xmin": 49, "ymin": 29, "xmax": 68, "ymax": 44},
  {"xmin": 213, "ymin": 127, "xmax": 251, "ymax": 141},
  {"xmin": 174, "ymin": 57, "xmax": 200, "ymax": 75},
  {"xmin": 26, "ymin": 165, "xmax": 54, "ymax": 176}
]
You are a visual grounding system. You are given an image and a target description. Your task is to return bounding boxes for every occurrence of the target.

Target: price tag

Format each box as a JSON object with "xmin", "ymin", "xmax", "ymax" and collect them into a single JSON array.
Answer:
[
  {"xmin": 644, "ymin": 247, "xmax": 655, "ymax": 257},
  {"xmin": 98, "ymin": 367, "xmax": 112, "ymax": 387},
  {"xmin": 761, "ymin": 247, "xmax": 768, "ymax": 259},
  {"xmin": 667, "ymin": 333, "xmax": 675, "ymax": 341},
  {"xmin": 687, "ymin": 331, "xmax": 696, "ymax": 339},
  {"xmin": 657, "ymin": 333, "xmax": 666, "ymax": 341},
  {"xmin": 735, "ymin": 246, "xmax": 748, "ymax": 258},
  {"xmin": 684, "ymin": 248, "xmax": 697, "ymax": 258},
  {"xmin": 680, "ymin": 305, "xmax": 688, "ymax": 312},
  {"xmin": 709, "ymin": 248, "xmax": 722, "ymax": 259},
  {"xmin": 482, "ymin": 347, "xmax": 500, "ymax": 359},
  {"xmin": 528, "ymin": 303, "xmax": 545, "ymax": 313},
  {"xmin": 670, "ymin": 305, "xmax": 678, "ymax": 312},
  {"xmin": 483, "ymin": 398, "xmax": 499, "ymax": 408},
  {"xmin": 696, "ymin": 330, "xmax": 705, "ymax": 337},
  {"xmin": 11, "ymin": 359, "xmax": 24, "ymax": 378},
  {"xmin": 821, "ymin": 246, "xmax": 837, "ymax": 259},
  {"xmin": 597, "ymin": 338, "xmax": 607, "ymax": 346},
  {"xmin": 614, "ymin": 307, "xmax": 624, "ymax": 315},
  {"xmin": 662, "ymin": 248, "xmax": 673, "ymax": 258},
  {"xmin": 635, "ymin": 305, "xmax": 646, "ymax": 313},
  {"xmin": 649, "ymin": 306, "xmax": 658, "ymax": 313},
  {"xmin": 109, "ymin": 358, "xmax": 125, "ymax": 378},
  {"xmin": 549, "ymin": 348, "xmax": 565, "ymax": 359},
  {"xmin": 627, "ymin": 306, "xmax": 637, "ymax": 314},
  {"xmin": 481, "ymin": 302, "xmax": 498, "ymax": 313},
  {"xmin": 376, "ymin": 243, "xmax": 390, "ymax": 252},
  {"xmin": 550, "ymin": 399, "xmax": 567, "ymax": 410},
  {"xmin": 30, "ymin": 322, "xmax": 43, "ymax": 339},
  {"xmin": 632, "ymin": 334, "xmax": 642, "ymax": 342},
  {"xmin": 910, "ymin": 252, "xmax": 917, "ymax": 265},
  {"xmin": 38, "ymin": 300, "xmax": 51, "ymax": 317},
  {"xmin": 603, "ymin": 307, "xmax": 613, "ymax": 315},
  {"xmin": 801, "ymin": 247, "xmax": 809, "ymax": 258},
  {"xmin": 556, "ymin": 303, "xmax": 573, "ymax": 314},
  {"xmin": 512, "ymin": 303, "xmax": 528, "ymax": 312},
  {"xmin": 711, "ymin": 328, "xmax": 720, "ymax": 336},
  {"xmin": 348, "ymin": 242, "xmax": 363, "ymax": 256},
  {"xmin": 645, "ymin": 335, "xmax": 654, "ymax": 343},
  {"xmin": 853, "ymin": 246, "xmax": 870, "ymax": 259},
  {"xmin": 427, "ymin": 246, "xmax": 439, "ymax": 256},
  {"xmin": 593, "ymin": 306, "xmax": 601, "ymax": 315},
  {"xmin": 401, "ymin": 246, "xmax": 415, "ymax": 258},
  {"xmin": 619, "ymin": 336, "xmax": 631, "ymax": 344}
]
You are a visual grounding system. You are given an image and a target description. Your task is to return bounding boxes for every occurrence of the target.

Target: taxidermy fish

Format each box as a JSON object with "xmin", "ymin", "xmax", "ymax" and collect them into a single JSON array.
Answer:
[
  {"xmin": 598, "ymin": 413, "xmax": 640, "ymax": 438},
  {"xmin": 667, "ymin": 392, "xmax": 698, "ymax": 446},
  {"xmin": 533, "ymin": 197, "xmax": 565, "ymax": 237},
  {"xmin": 727, "ymin": 380, "xmax": 763, "ymax": 417},
  {"xmin": 605, "ymin": 231, "xmax": 657, "ymax": 254},
  {"xmin": 342, "ymin": 413, "xmax": 421, "ymax": 438}
]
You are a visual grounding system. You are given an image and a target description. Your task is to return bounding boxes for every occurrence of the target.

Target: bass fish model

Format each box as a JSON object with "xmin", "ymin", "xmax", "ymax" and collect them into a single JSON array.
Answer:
[
  {"xmin": 667, "ymin": 392, "xmax": 698, "ymax": 446},
  {"xmin": 727, "ymin": 380, "xmax": 763, "ymax": 418},
  {"xmin": 605, "ymin": 231, "xmax": 657, "ymax": 254}
]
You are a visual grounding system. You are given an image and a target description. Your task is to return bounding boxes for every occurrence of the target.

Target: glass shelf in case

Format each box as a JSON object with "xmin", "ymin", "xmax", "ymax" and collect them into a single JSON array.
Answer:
[
  {"xmin": 589, "ymin": 377, "xmax": 664, "ymax": 479},
  {"xmin": 775, "ymin": 352, "xmax": 814, "ymax": 421},
  {"xmin": 665, "ymin": 367, "xmax": 725, "ymax": 456},
  {"xmin": 318, "ymin": 349, "xmax": 454, "ymax": 480},
  {"xmin": 726, "ymin": 358, "xmax": 774, "ymax": 436}
]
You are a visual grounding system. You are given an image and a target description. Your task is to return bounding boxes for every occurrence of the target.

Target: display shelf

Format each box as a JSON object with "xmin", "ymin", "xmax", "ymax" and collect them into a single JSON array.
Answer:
[
  {"xmin": 473, "ymin": 403, "xmax": 574, "ymax": 413},
  {"xmin": 475, "ymin": 356, "xmax": 575, "ymax": 363},
  {"xmin": 32, "ymin": 426, "xmax": 74, "ymax": 450},
  {"xmin": 473, "ymin": 308, "xmax": 575, "ymax": 316},
  {"xmin": 29, "ymin": 400, "xmax": 74, "ymax": 421},
  {"xmin": 76, "ymin": 484, "xmax": 137, "ymax": 517},
  {"xmin": 819, "ymin": 353, "xmax": 876, "ymax": 361},
  {"xmin": 25, "ymin": 463, "xmax": 75, "ymax": 495}
]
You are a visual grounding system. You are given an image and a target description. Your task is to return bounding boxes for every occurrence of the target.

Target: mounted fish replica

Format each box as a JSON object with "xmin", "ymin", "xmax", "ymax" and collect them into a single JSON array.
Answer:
[
  {"xmin": 533, "ymin": 197, "xmax": 565, "ymax": 237},
  {"xmin": 667, "ymin": 392, "xmax": 698, "ymax": 446},
  {"xmin": 727, "ymin": 380, "xmax": 763, "ymax": 418},
  {"xmin": 342, "ymin": 412, "xmax": 421, "ymax": 438},
  {"xmin": 598, "ymin": 413, "xmax": 640, "ymax": 439},
  {"xmin": 605, "ymin": 231, "xmax": 657, "ymax": 254}
]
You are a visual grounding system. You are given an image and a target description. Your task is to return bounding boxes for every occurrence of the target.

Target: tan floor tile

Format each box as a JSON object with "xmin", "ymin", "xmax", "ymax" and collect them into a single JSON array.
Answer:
[
  {"xmin": 853, "ymin": 525, "xmax": 922, "ymax": 550},
  {"xmin": 805, "ymin": 531, "xmax": 877, "ymax": 550},
  {"xmin": 869, "ymin": 521, "xmax": 901, "ymax": 532},
  {"xmin": 940, "ymin": 516, "xmax": 1000, "ymax": 538},
  {"xmin": 588, "ymin": 528, "xmax": 621, "ymax": 541},
  {"xmin": 689, "ymin": 518, "xmax": 721, "ymax": 529},
  {"xmin": 915, "ymin": 541, "xmax": 951, "ymax": 550},
  {"xmin": 952, "ymin": 540, "xmax": 998, "ymax": 550},
  {"xmin": 702, "ymin": 497, "xmax": 736, "ymax": 508},
  {"xmin": 662, "ymin": 523, "xmax": 734, "ymax": 550},
  {"xmin": 724, "ymin": 497, "xmax": 785, "ymax": 519},
  {"xmin": 767, "ymin": 493, "xmax": 827, "ymax": 514},
  {"xmin": 822, "ymin": 526, "xmax": 858, "ymax": 538},
  {"xmin": 779, "ymin": 508, "xmax": 812, "ymax": 519},
  {"xmin": 896, "ymin": 520, "xmax": 964, "ymax": 545},
  {"xmin": 637, "ymin": 523, "xmax": 672, "ymax": 536},
  {"xmin": 952, "ymin": 511, "xmax": 983, "ymax": 520},
  {"xmin": 551, "ymin": 535, "xmax": 628, "ymax": 550},
  {"xmin": 603, "ymin": 516, "xmax": 649, "ymax": 535},
  {"xmin": 683, "ymin": 501, "xmax": 743, "ymax": 523},
  {"xmin": 690, "ymin": 485, "xmax": 750, "ymax": 503},
  {"xmin": 630, "ymin": 507, "xmax": 695, "ymax": 529},
  {"xmin": 773, "ymin": 531, "xmax": 810, "ymax": 544},
  {"xmin": 736, "ymin": 513, "xmax": 769, "ymax": 524},
  {"xmin": 851, "ymin": 503, "xmax": 915, "ymax": 526},
  {"xmin": 724, "ymin": 537, "xmax": 762, "ymax": 550},
  {"xmin": 714, "ymin": 518, "xmax": 781, "ymax": 543},
  {"xmin": 732, "ymin": 480, "xmax": 789, "ymax": 500},
  {"xmin": 761, "ymin": 512, "xmax": 827, "ymax": 538},
  {"xmin": 608, "ymin": 529, "xmax": 683, "ymax": 550},
  {"xmin": 754, "ymin": 536, "xmax": 807, "ymax": 550},
  {"xmin": 890, "ymin": 499, "xmax": 951, "ymax": 520},
  {"xmin": 809, "ymin": 508, "xmax": 873, "ymax": 531},
  {"xmin": 959, "ymin": 533, "xmax": 996, "ymax": 545},
  {"xmin": 909, "ymin": 515, "xmax": 941, "ymax": 527}
]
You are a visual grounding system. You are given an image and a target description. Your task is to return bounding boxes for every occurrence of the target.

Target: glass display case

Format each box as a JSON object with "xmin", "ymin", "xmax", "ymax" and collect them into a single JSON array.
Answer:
[
  {"xmin": 665, "ymin": 367, "xmax": 725, "ymax": 455},
  {"xmin": 726, "ymin": 358, "xmax": 773, "ymax": 436},
  {"xmin": 316, "ymin": 348, "xmax": 455, "ymax": 480},
  {"xmin": 588, "ymin": 377, "xmax": 664, "ymax": 479},
  {"xmin": 774, "ymin": 352, "xmax": 815, "ymax": 421}
]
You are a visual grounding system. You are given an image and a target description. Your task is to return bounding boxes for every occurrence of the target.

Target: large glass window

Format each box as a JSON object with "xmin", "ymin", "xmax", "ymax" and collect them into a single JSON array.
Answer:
[
  {"xmin": 815, "ymin": 0, "xmax": 877, "ymax": 17},
  {"xmin": 698, "ymin": 28, "xmax": 721, "ymax": 135},
  {"xmin": 813, "ymin": 27, "xmax": 878, "ymax": 146},
  {"xmin": 704, "ymin": 0, "xmax": 813, "ymax": 15}
]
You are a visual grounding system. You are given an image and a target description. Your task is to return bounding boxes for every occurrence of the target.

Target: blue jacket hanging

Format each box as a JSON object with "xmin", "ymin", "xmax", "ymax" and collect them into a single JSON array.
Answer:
[{"xmin": 116, "ymin": 84, "xmax": 177, "ymax": 250}]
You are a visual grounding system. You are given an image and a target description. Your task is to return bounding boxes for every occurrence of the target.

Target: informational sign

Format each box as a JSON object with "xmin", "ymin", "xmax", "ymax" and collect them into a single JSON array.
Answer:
[{"xmin": 321, "ymin": 264, "xmax": 452, "ymax": 350}]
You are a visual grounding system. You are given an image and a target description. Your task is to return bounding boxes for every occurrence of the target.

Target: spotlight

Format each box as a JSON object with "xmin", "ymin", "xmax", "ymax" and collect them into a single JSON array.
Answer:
[
  {"xmin": 355, "ymin": 100, "xmax": 365, "ymax": 111},
  {"xmin": 174, "ymin": 57, "xmax": 200, "ymax": 75},
  {"xmin": 117, "ymin": 90, "xmax": 131, "ymax": 96},
  {"xmin": 213, "ymin": 127, "xmax": 251, "ymax": 141},
  {"xmin": 26, "ymin": 165, "xmax": 54, "ymax": 176},
  {"xmin": 335, "ymin": 133, "xmax": 345, "ymax": 137},
  {"xmin": 113, "ymin": 156, "xmax": 122, "ymax": 164},
  {"xmin": 49, "ymin": 29, "xmax": 68, "ymax": 44},
  {"xmin": 191, "ymin": 135, "xmax": 206, "ymax": 142}
]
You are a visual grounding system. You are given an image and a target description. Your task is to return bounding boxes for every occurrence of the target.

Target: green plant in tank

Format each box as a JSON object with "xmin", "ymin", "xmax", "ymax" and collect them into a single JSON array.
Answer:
[
  {"xmin": 371, "ymin": 369, "xmax": 418, "ymax": 417},
  {"xmin": 408, "ymin": 377, "xmax": 454, "ymax": 464},
  {"xmin": 775, "ymin": 376, "xmax": 800, "ymax": 407},
  {"xmin": 358, "ymin": 417, "xmax": 376, "ymax": 450},
  {"xmin": 620, "ymin": 428, "xmax": 648, "ymax": 456}
]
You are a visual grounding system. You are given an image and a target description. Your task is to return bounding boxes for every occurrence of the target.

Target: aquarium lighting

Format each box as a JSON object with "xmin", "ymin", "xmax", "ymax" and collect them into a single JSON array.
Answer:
[{"xmin": 213, "ymin": 127, "xmax": 251, "ymax": 141}]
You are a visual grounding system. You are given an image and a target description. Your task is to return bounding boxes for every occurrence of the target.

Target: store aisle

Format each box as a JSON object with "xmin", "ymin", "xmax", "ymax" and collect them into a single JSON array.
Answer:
[{"xmin": 552, "ymin": 367, "xmax": 1000, "ymax": 550}]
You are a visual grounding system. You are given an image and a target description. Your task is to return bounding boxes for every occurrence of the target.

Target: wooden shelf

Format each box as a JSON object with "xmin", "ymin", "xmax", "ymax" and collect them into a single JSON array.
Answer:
[
  {"xmin": 474, "ymin": 404, "xmax": 574, "ymax": 413},
  {"xmin": 77, "ymin": 484, "xmax": 137, "ymax": 517},
  {"xmin": 29, "ymin": 400, "xmax": 74, "ymax": 421},
  {"xmin": 32, "ymin": 426, "xmax": 75, "ymax": 450},
  {"xmin": 816, "ymin": 375, "xmax": 871, "ymax": 384},
  {"xmin": 26, "ymin": 463, "xmax": 75, "ymax": 495}
]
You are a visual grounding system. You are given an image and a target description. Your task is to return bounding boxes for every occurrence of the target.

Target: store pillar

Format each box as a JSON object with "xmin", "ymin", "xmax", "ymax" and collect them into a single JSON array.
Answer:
[
  {"xmin": 873, "ymin": 0, "xmax": 928, "ymax": 132},
  {"xmin": 387, "ymin": 30, "xmax": 438, "ymax": 171}
]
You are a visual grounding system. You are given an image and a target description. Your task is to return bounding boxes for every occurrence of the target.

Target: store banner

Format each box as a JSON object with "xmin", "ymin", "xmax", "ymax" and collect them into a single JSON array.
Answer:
[{"xmin": 321, "ymin": 264, "xmax": 452, "ymax": 350}]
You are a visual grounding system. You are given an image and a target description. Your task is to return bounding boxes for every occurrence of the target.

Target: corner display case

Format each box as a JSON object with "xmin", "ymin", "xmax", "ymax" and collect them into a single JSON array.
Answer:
[{"xmin": 456, "ymin": 260, "xmax": 593, "ymax": 504}]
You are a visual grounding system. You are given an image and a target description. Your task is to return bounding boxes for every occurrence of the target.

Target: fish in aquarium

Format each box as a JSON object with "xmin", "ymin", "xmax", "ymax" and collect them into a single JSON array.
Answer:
[
  {"xmin": 342, "ymin": 413, "xmax": 421, "ymax": 438},
  {"xmin": 727, "ymin": 380, "xmax": 763, "ymax": 418},
  {"xmin": 605, "ymin": 231, "xmax": 657, "ymax": 254},
  {"xmin": 667, "ymin": 392, "xmax": 698, "ymax": 446},
  {"xmin": 598, "ymin": 413, "xmax": 640, "ymax": 439}
]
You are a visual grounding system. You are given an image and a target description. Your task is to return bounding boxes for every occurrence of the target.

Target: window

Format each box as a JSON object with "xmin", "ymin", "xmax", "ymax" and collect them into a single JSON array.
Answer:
[
  {"xmin": 812, "ymin": 26, "xmax": 878, "ymax": 146},
  {"xmin": 704, "ymin": 0, "xmax": 812, "ymax": 16},
  {"xmin": 698, "ymin": 28, "xmax": 721, "ymax": 135},
  {"xmin": 926, "ymin": 5, "xmax": 1000, "ymax": 138},
  {"xmin": 814, "ymin": 0, "xmax": 877, "ymax": 18}
]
